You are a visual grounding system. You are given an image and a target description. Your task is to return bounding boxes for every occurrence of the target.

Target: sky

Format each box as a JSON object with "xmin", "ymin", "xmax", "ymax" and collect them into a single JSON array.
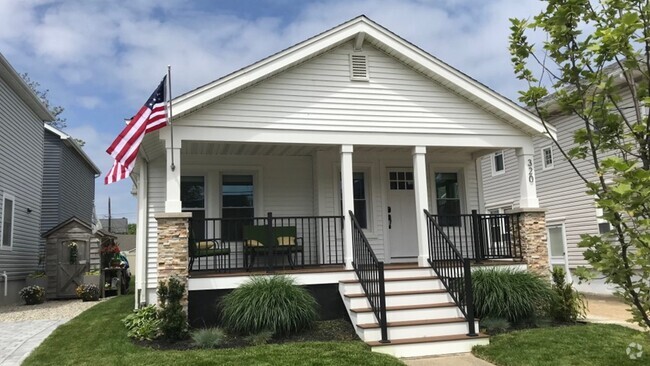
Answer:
[{"xmin": 0, "ymin": 0, "xmax": 544, "ymax": 223}]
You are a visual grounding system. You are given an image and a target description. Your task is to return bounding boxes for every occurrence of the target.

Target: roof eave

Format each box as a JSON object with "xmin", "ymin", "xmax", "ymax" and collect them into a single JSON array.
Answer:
[{"xmin": 0, "ymin": 53, "xmax": 55, "ymax": 122}]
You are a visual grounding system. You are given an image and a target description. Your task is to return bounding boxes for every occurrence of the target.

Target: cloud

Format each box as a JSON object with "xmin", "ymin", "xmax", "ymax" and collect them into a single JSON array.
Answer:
[{"xmin": 0, "ymin": 0, "xmax": 545, "ymax": 223}]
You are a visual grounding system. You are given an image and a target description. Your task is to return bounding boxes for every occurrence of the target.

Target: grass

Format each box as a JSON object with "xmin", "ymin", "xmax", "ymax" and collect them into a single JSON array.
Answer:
[
  {"xmin": 23, "ymin": 293, "xmax": 403, "ymax": 366},
  {"xmin": 473, "ymin": 323, "xmax": 650, "ymax": 366}
]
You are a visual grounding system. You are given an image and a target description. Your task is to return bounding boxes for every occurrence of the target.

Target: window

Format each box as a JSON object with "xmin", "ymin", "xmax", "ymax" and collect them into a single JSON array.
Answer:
[
  {"xmin": 435, "ymin": 173, "xmax": 461, "ymax": 226},
  {"xmin": 389, "ymin": 171, "xmax": 414, "ymax": 190},
  {"xmin": 1, "ymin": 193, "xmax": 15, "ymax": 249},
  {"xmin": 353, "ymin": 172, "xmax": 368, "ymax": 229},
  {"xmin": 181, "ymin": 176, "xmax": 205, "ymax": 239},
  {"xmin": 222, "ymin": 175, "xmax": 254, "ymax": 240},
  {"xmin": 492, "ymin": 151, "xmax": 505, "ymax": 175},
  {"xmin": 341, "ymin": 172, "xmax": 369, "ymax": 229},
  {"xmin": 595, "ymin": 204, "xmax": 611, "ymax": 235},
  {"xmin": 542, "ymin": 146, "xmax": 554, "ymax": 170}
]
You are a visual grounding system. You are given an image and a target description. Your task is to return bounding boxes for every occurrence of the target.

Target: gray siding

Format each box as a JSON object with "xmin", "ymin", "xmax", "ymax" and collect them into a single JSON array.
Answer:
[
  {"xmin": 0, "ymin": 74, "xmax": 44, "ymax": 279},
  {"xmin": 41, "ymin": 130, "xmax": 96, "ymax": 234}
]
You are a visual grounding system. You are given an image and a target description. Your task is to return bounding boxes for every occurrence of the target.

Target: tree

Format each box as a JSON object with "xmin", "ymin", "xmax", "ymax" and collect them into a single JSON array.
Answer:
[
  {"xmin": 127, "ymin": 223, "xmax": 136, "ymax": 235},
  {"xmin": 510, "ymin": 0, "xmax": 650, "ymax": 330}
]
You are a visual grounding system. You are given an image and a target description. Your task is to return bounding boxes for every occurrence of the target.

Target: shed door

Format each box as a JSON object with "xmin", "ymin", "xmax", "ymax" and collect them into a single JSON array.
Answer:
[{"xmin": 57, "ymin": 240, "xmax": 87, "ymax": 298}]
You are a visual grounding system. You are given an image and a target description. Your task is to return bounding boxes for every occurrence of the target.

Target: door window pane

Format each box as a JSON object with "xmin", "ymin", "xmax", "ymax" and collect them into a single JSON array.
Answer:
[{"xmin": 435, "ymin": 173, "xmax": 461, "ymax": 226}]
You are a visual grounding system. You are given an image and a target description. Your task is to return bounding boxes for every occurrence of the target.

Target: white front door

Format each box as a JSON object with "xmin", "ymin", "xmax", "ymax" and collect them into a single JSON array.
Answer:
[
  {"xmin": 548, "ymin": 223, "xmax": 571, "ymax": 280},
  {"xmin": 387, "ymin": 169, "xmax": 418, "ymax": 261}
]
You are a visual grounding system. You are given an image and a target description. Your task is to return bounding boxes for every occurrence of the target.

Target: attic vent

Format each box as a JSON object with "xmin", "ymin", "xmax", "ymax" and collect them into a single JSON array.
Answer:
[{"xmin": 349, "ymin": 53, "xmax": 369, "ymax": 81}]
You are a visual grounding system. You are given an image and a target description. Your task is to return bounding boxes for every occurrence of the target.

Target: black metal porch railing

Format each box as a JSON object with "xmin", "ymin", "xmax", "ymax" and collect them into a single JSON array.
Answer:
[
  {"xmin": 428, "ymin": 210, "xmax": 522, "ymax": 262},
  {"xmin": 349, "ymin": 210, "xmax": 389, "ymax": 343},
  {"xmin": 188, "ymin": 213, "xmax": 344, "ymax": 273},
  {"xmin": 424, "ymin": 209, "xmax": 477, "ymax": 337}
]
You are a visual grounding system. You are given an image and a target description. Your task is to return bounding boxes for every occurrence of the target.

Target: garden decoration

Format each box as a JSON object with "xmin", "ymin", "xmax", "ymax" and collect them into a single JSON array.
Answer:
[{"xmin": 68, "ymin": 241, "xmax": 78, "ymax": 264}]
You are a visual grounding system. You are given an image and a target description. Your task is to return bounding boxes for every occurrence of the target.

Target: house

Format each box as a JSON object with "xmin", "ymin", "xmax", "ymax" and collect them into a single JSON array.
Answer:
[
  {"xmin": 480, "ymin": 72, "xmax": 633, "ymax": 296},
  {"xmin": 99, "ymin": 217, "xmax": 129, "ymax": 234},
  {"xmin": 133, "ymin": 16, "xmax": 554, "ymax": 357},
  {"xmin": 42, "ymin": 124, "xmax": 101, "ymax": 236},
  {"xmin": 0, "ymin": 53, "xmax": 54, "ymax": 306}
]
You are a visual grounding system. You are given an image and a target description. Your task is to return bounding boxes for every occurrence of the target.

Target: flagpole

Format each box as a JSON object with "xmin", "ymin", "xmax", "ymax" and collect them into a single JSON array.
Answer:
[{"xmin": 167, "ymin": 65, "xmax": 175, "ymax": 171}]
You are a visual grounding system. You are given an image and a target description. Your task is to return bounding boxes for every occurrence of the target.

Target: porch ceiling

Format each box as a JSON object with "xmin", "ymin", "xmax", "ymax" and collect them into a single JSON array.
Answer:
[{"xmin": 180, "ymin": 141, "xmax": 495, "ymax": 157}]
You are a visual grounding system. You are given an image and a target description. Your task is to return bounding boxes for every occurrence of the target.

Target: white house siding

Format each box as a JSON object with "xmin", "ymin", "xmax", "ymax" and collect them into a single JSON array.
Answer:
[
  {"xmin": 145, "ymin": 157, "xmax": 165, "ymax": 289},
  {"xmin": 0, "ymin": 73, "xmax": 44, "ymax": 294},
  {"xmin": 176, "ymin": 41, "xmax": 524, "ymax": 139}
]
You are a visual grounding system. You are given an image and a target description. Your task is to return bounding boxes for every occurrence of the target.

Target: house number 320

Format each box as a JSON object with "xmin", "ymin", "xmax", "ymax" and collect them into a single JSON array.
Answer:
[{"xmin": 528, "ymin": 159, "xmax": 534, "ymax": 183}]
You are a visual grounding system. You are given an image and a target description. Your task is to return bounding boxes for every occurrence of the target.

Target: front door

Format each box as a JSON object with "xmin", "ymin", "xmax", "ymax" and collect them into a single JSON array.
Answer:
[{"xmin": 387, "ymin": 169, "xmax": 418, "ymax": 261}]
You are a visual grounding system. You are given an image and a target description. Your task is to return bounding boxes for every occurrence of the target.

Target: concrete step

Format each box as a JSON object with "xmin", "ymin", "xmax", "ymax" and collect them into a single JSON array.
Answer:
[{"xmin": 368, "ymin": 333, "xmax": 490, "ymax": 358}]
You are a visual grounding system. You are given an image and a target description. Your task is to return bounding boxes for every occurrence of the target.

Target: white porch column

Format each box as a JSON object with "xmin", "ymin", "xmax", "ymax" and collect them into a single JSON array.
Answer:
[
  {"xmin": 164, "ymin": 142, "xmax": 182, "ymax": 213},
  {"xmin": 412, "ymin": 146, "xmax": 430, "ymax": 267},
  {"xmin": 341, "ymin": 145, "xmax": 354, "ymax": 270},
  {"xmin": 516, "ymin": 144, "xmax": 539, "ymax": 208}
]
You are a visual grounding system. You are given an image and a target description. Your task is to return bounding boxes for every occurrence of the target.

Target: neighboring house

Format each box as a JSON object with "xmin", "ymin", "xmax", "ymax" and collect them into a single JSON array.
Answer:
[
  {"xmin": 133, "ymin": 16, "xmax": 553, "ymax": 357},
  {"xmin": 0, "ymin": 53, "xmax": 54, "ymax": 306},
  {"xmin": 480, "ymin": 91, "xmax": 632, "ymax": 296},
  {"xmin": 99, "ymin": 218, "xmax": 128, "ymax": 234},
  {"xmin": 42, "ymin": 124, "xmax": 101, "ymax": 236}
]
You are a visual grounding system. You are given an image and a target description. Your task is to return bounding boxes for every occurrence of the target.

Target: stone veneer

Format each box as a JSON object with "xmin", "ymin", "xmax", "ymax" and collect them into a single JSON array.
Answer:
[
  {"xmin": 155, "ymin": 212, "xmax": 192, "ymax": 308},
  {"xmin": 511, "ymin": 209, "xmax": 550, "ymax": 277}
]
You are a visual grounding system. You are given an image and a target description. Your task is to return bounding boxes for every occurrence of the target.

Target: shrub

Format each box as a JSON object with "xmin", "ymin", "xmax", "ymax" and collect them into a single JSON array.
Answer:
[
  {"xmin": 157, "ymin": 276, "xmax": 188, "ymax": 340},
  {"xmin": 190, "ymin": 327, "xmax": 225, "ymax": 348},
  {"xmin": 122, "ymin": 305, "xmax": 161, "ymax": 341},
  {"xmin": 220, "ymin": 275, "xmax": 318, "ymax": 335},
  {"xmin": 472, "ymin": 268, "xmax": 553, "ymax": 324},
  {"xmin": 244, "ymin": 329, "xmax": 274, "ymax": 346},
  {"xmin": 480, "ymin": 317, "xmax": 511, "ymax": 335},
  {"xmin": 549, "ymin": 266, "xmax": 587, "ymax": 323},
  {"xmin": 19, "ymin": 285, "xmax": 45, "ymax": 305},
  {"xmin": 75, "ymin": 284, "xmax": 100, "ymax": 301}
]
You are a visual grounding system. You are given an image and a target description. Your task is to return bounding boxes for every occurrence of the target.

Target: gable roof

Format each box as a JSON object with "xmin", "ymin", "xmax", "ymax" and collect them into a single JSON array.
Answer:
[
  {"xmin": 0, "ymin": 53, "xmax": 54, "ymax": 122},
  {"xmin": 172, "ymin": 15, "xmax": 555, "ymax": 138},
  {"xmin": 42, "ymin": 216, "xmax": 114, "ymax": 238},
  {"xmin": 44, "ymin": 124, "xmax": 101, "ymax": 175}
]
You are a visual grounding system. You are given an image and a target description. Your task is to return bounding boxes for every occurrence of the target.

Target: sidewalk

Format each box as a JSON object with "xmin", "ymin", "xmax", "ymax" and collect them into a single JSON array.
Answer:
[
  {"xmin": 403, "ymin": 354, "xmax": 494, "ymax": 366},
  {"xmin": 585, "ymin": 294, "xmax": 645, "ymax": 331}
]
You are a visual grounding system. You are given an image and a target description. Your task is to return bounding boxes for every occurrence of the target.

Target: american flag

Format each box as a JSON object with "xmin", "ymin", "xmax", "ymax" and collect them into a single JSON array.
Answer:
[{"xmin": 105, "ymin": 76, "xmax": 168, "ymax": 184}]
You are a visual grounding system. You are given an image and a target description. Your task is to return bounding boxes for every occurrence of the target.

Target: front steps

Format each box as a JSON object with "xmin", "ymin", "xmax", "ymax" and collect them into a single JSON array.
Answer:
[{"xmin": 339, "ymin": 265, "xmax": 489, "ymax": 358}]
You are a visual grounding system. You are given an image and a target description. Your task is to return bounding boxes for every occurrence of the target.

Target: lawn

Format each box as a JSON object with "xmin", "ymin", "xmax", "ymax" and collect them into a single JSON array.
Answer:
[
  {"xmin": 473, "ymin": 323, "xmax": 650, "ymax": 366},
  {"xmin": 23, "ymin": 294, "xmax": 403, "ymax": 366}
]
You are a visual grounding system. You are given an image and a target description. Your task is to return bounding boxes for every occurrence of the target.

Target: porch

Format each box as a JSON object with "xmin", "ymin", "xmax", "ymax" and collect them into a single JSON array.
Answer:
[{"xmin": 186, "ymin": 210, "xmax": 524, "ymax": 276}]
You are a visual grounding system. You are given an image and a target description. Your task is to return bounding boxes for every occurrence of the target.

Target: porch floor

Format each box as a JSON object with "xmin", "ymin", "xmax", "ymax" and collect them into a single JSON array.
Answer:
[{"xmin": 189, "ymin": 259, "xmax": 525, "ymax": 279}]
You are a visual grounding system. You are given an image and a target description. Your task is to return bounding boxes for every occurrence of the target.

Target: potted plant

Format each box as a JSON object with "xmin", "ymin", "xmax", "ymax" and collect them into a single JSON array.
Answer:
[
  {"xmin": 19, "ymin": 285, "xmax": 45, "ymax": 305},
  {"xmin": 100, "ymin": 241, "xmax": 121, "ymax": 268},
  {"xmin": 83, "ymin": 270, "xmax": 101, "ymax": 287},
  {"xmin": 76, "ymin": 284, "xmax": 100, "ymax": 302},
  {"xmin": 68, "ymin": 241, "xmax": 79, "ymax": 264}
]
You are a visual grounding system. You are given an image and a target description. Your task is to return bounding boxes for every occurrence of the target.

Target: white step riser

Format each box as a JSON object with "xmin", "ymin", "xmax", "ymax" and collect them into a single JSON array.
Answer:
[
  {"xmin": 351, "ymin": 306, "xmax": 463, "ymax": 324},
  {"xmin": 361, "ymin": 321, "xmax": 478, "ymax": 342},
  {"xmin": 346, "ymin": 292, "xmax": 452, "ymax": 308},
  {"xmin": 372, "ymin": 337, "xmax": 490, "ymax": 358},
  {"xmin": 341, "ymin": 280, "xmax": 443, "ymax": 293},
  {"xmin": 383, "ymin": 268, "xmax": 435, "ymax": 279}
]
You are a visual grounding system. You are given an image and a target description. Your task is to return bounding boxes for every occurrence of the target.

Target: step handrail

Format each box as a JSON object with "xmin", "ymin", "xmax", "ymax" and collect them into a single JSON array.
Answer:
[
  {"xmin": 424, "ymin": 209, "xmax": 477, "ymax": 337},
  {"xmin": 349, "ymin": 210, "xmax": 389, "ymax": 343}
]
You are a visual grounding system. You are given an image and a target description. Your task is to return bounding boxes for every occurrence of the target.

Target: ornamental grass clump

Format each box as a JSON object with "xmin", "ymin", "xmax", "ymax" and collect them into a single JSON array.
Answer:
[
  {"xmin": 220, "ymin": 275, "xmax": 318, "ymax": 336},
  {"xmin": 472, "ymin": 268, "xmax": 553, "ymax": 325},
  {"xmin": 190, "ymin": 327, "xmax": 226, "ymax": 349}
]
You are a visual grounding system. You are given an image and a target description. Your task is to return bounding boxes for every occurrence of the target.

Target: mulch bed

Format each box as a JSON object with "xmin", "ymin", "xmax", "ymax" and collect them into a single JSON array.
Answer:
[{"xmin": 135, "ymin": 319, "xmax": 358, "ymax": 350}]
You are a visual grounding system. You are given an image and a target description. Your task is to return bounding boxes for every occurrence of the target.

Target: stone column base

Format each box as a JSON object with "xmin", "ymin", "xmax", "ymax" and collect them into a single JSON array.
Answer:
[
  {"xmin": 155, "ymin": 212, "xmax": 192, "ymax": 309},
  {"xmin": 510, "ymin": 208, "xmax": 549, "ymax": 277}
]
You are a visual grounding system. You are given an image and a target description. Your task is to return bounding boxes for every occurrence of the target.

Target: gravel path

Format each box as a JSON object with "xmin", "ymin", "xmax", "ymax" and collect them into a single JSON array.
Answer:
[{"xmin": 0, "ymin": 298, "xmax": 104, "ymax": 322}]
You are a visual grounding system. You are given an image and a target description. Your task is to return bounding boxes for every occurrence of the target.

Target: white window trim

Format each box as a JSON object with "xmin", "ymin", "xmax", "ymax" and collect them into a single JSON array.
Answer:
[
  {"xmin": 491, "ymin": 151, "xmax": 505, "ymax": 176},
  {"xmin": 541, "ymin": 146, "xmax": 554, "ymax": 170},
  {"xmin": 1, "ymin": 193, "xmax": 15, "ymax": 250}
]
